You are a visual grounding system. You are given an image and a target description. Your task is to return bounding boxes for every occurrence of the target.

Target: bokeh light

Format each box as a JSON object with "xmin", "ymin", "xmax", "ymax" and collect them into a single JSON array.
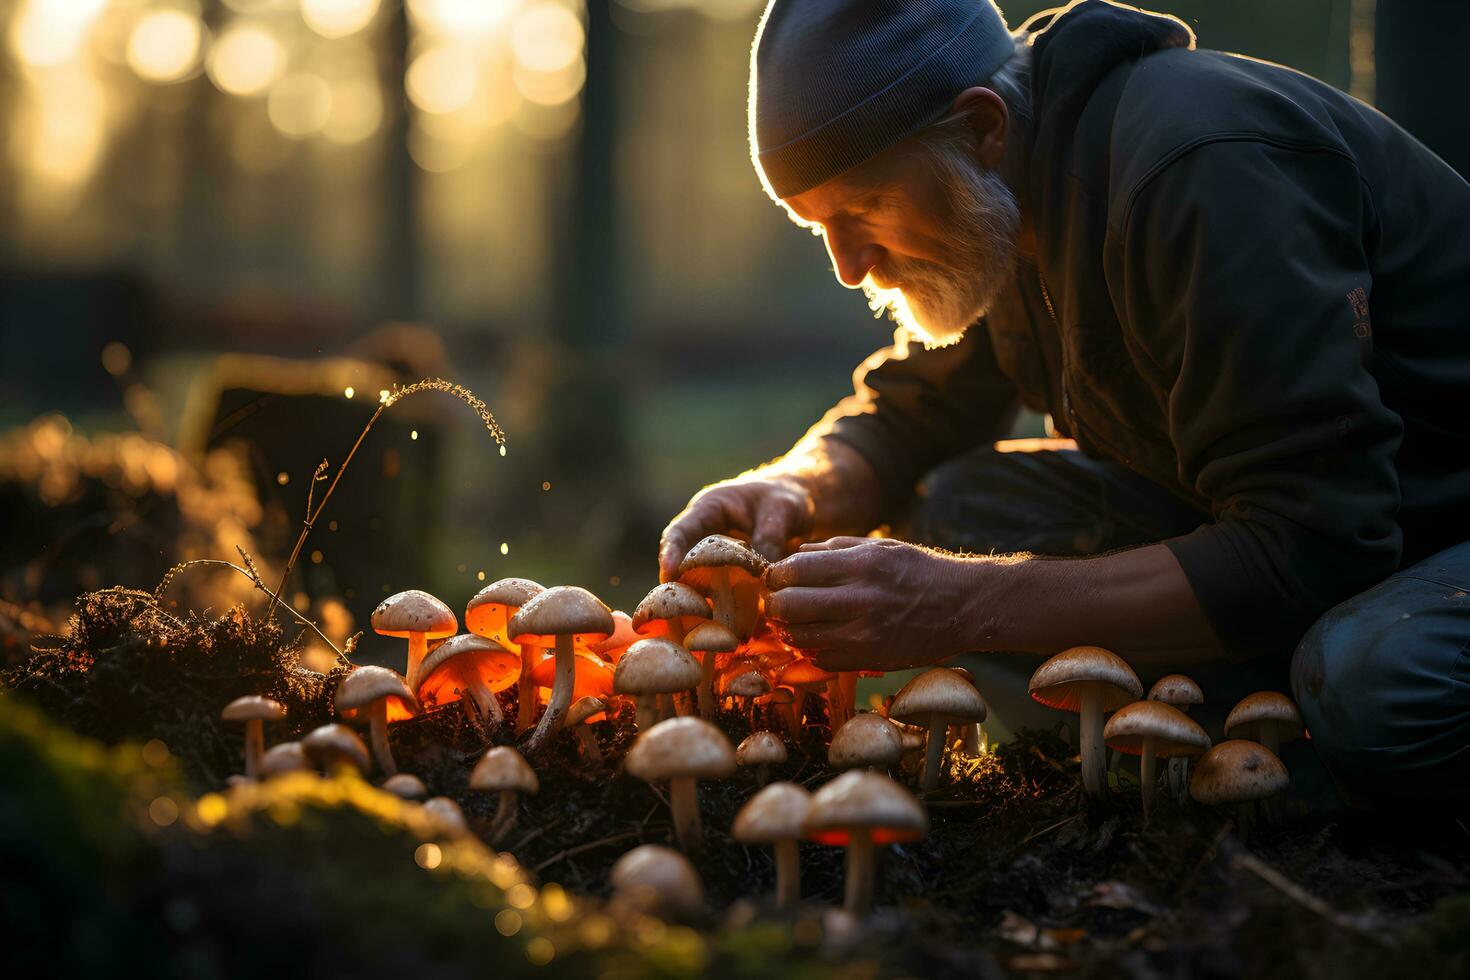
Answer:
[
  {"xmin": 302, "ymin": 0, "xmax": 382, "ymax": 40},
  {"xmin": 126, "ymin": 10, "xmax": 204, "ymax": 84},
  {"xmin": 406, "ymin": 45, "xmax": 478, "ymax": 115},
  {"xmin": 323, "ymin": 78, "xmax": 383, "ymax": 144},
  {"xmin": 511, "ymin": 4, "xmax": 584, "ymax": 74},
  {"xmin": 8, "ymin": 0, "xmax": 109, "ymax": 69},
  {"xmin": 208, "ymin": 22, "xmax": 287, "ymax": 97},
  {"xmin": 408, "ymin": 0, "xmax": 517, "ymax": 37},
  {"xmin": 268, "ymin": 74, "xmax": 334, "ymax": 138}
]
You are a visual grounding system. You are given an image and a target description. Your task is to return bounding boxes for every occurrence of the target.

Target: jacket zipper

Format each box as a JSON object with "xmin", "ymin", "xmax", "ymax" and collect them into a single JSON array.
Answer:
[{"xmin": 1035, "ymin": 268, "xmax": 1074, "ymax": 427}]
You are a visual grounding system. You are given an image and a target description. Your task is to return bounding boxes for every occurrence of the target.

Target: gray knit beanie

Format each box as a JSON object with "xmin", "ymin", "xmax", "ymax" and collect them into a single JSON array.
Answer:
[{"xmin": 749, "ymin": 0, "xmax": 1015, "ymax": 199}]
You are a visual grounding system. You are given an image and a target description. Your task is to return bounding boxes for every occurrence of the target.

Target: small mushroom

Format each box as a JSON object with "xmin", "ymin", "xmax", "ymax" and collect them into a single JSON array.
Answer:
[
  {"xmin": 888, "ymin": 667, "xmax": 988, "ymax": 792},
  {"xmin": 736, "ymin": 730, "xmax": 788, "ymax": 786},
  {"xmin": 1224, "ymin": 692, "xmax": 1304, "ymax": 756},
  {"xmin": 756, "ymin": 687, "xmax": 800, "ymax": 741},
  {"xmin": 371, "ymin": 590, "xmax": 457, "ymax": 688},
  {"xmin": 610, "ymin": 845, "xmax": 704, "ymax": 922},
  {"xmin": 729, "ymin": 670, "xmax": 771, "ymax": 727},
  {"xmin": 465, "ymin": 577, "xmax": 545, "ymax": 733},
  {"xmin": 677, "ymin": 534, "xmax": 769, "ymax": 640},
  {"xmin": 802, "ymin": 770, "xmax": 928, "ymax": 916},
  {"xmin": 625, "ymin": 716, "xmax": 736, "ymax": 851},
  {"xmin": 567, "ymin": 695, "xmax": 609, "ymax": 764},
  {"xmin": 301, "ymin": 723, "xmax": 371, "ymax": 776},
  {"xmin": 631, "ymin": 581, "xmax": 712, "ymax": 644},
  {"xmin": 336, "ymin": 665, "xmax": 419, "ymax": 776},
  {"xmin": 415, "ymin": 633, "xmax": 521, "ymax": 730},
  {"xmin": 422, "ymin": 795, "xmax": 469, "ymax": 836},
  {"xmin": 1190, "ymin": 739, "xmax": 1289, "ymax": 828},
  {"xmin": 778, "ymin": 658, "xmax": 836, "ymax": 732},
  {"xmin": 382, "ymin": 773, "xmax": 428, "ymax": 800},
  {"xmin": 470, "ymin": 746, "xmax": 539, "ymax": 845},
  {"xmin": 684, "ymin": 620, "xmax": 739, "ymax": 719},
  {"xmin": 589, "ymin": 611, "xmax": 639, "ymax": 663},
  {"xmin": 220, "ymin": 695, "xmax": 286, "ymax": 779},
  {"xmin": 732, "ymin": 781, "xmax": 812, "ymax": 911},
  {"xmin": 1148, "ymin": 674, "xmax": 1204, "ymax": 798},
  {"xmin": 613, "ymin": 637, "xmax": 702, "ymax": 729},
  {"xmin": 259, "ymin": 741, "xmax": 310, "ymax": 778},
  {"xmin": 1029, "ymin": 647, "xmax": 1142, "ymax": 799},
  {"xmin": 1102, "ymin": 701, "xmax": 1210, "ymax": 818},
  {"xmin": 828, "ymin": 713, "xmax": 905, "ymax": 772},
  {"xmin": 508, "ymin": 586, "xmax": 614, "ymax": 754}
]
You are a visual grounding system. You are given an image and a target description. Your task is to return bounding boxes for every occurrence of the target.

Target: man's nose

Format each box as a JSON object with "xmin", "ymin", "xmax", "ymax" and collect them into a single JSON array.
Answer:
[{"xmin": 827, "ymin": 234, "xmax": 885, "ymax": 288}]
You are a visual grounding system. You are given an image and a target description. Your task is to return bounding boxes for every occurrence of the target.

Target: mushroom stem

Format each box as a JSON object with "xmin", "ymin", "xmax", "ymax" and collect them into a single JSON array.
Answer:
[
  {"xmin": 243, "ymin": 719, "xmax": 265, "ymax": 779},
  {"xmin": 658, "ymin": 692, "xmax": 677, "ymax": 721},
  {"xmin": 525, "ymin": 633, "xmax": 573, "ymax": 753},
  {"xmin": 405, "ymin": 631, "xmax": 428, "ymax": 688},
  {"xmin": 575, "ymin": 725, "xmax": 603, "ymax": 765},
  {"xmin": 1079, "ymin": 688, "xmax": 1106, "ymax": 799},
  {"xmin": 516, "ymin": 641, "xmax": 537, "ymax": 733},
  {"xmin": 464, "ymin": 674, "xmax": 504, "ymax": 729},
  {"xmin": 634, "ymin": 694, "xmax": 657, "ymax": 730},
  {"xmin": 1260, "ymin": 729, "xmax": 1280, "ymax": 757},
  {"xmin": 774, "ymin": 838, "xmax": 800, "ymax": 912},
  {"xmin": 825, "ymin": 677, "xmax": 843, "ymax": 729},
  {"xmin": 697, "ymin": 650, "xmax": 716, "ymax": 719},
  {"xmin": 843, "ymin": 828, "xmax": 875, "ymax": 915},
  {"xmin": 921, "ymin": 718, "xmax": 947, "ymax": 793},
  {"xmin": 839, "ymin": 672, "xmax": 858, "ymax": 727},
  {"xmin": 1140, "ymin": 735, "xmax": 1157, "ymax": 819},
  {"xmin": 708, "ymin": 568, "xmax": 734, "ymax": 631},
  {"xmin": 368, "ymin": 699, "xmax": 397, "ymax": 776},
  {"xmin": 490, "ymin": 788, "xmax": 519, "ymax": 845},
  {"xmin": 755, "ymin": 762, "xmax": 769, "ymax": 787},
  {"xmin": 786, "ymin": 698, "xmax": 802, "ymax": 741},
  {"xmin": 1168, "ymin": 757, "xmax": 1189, "ymax": 801},
  {"xmin": 668, "ymin": 775, "xmax": 703, "ymax": 852}
]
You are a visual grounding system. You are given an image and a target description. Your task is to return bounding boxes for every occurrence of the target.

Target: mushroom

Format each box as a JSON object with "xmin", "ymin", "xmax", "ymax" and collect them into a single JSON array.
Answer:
[
  {"xmin": 897, "ymin": 729, "xmax": 926, "ymax": 774},
  {"xmin": 778, "ymin": 658, "xmax": 836, "ymax": 732},
  {"xmin": 422, "ymin": 795, "xmax": 469, "ymax": 836},
  {"xmin": 259, "ymin": 741, "xmax": 310, "ymax": 778},
  {"xmin": 736, "ymin": 731, "xmax": 788, "ymax": 786},
  {"xmin": 335, "ymin": 665, "xmax": 419, "ymax": 776},
  {"xmin": 1148, "ymin": 674, "xmax": 1204, "ymax": 797},
  {"xmin": 888, "ymin": 667, "xmax": 988, "ymax": 792},
  {"xmin": 465, "ymin": 577, "xmax": 545, "ymax": 733},
  {"xmin": 382, "ymin": 773, "xmax": 428, "ymax": 800},
  {"xmin": 610, "ymin": 845, "xmax": 704, "ymax": 922},
  {"xmin": 1224, "ymin": 692, "xmax": 1304, "ymax": 756},
  {"xmin": 756, "ymin": 687, "xmax": 800, "ymax": 741},
  {"xmin": 684, "ymin": 620, "xmax": 739, "ymax": 719},
  {"xmin": 631, "ymin": 581, "xmax": 712, "ymax": 644},
  {"xmin": 676, "ymin": 534, "xmax": 769, "ymax": 640},
  {"xmin": 567, "ymin": 695, "xmax": 609, "ymax": 764},
  {"xmin": 414, "ymin": 633, "xmax": 521, "ymax": 730},
  {"xmin": 729, "ymin": 670, "xmax": 771, "ymax": 727},
  {"xmin": 301, "ymin": 723, "xmax": 371, "ymax": 775},
  {"xmin": 371, "ymin": 589, "xmax": 457, "ymax": 688},
  {"xmin": 613, "ymin": 637, "xmax": 702, "ymax": 729},
  {"xmin": 470, "ymin": 745, "xmax": 539, "ymax": 845},
  {"xmin": 625, "ymin": 716, "xmax": 736, "ymax": 851},
  {"xmin": 221, "ymin": 695, "xmax": 286, "ymax": 779},
  {"xmin": 731, "ymin": 781, "xmax": 812, "ymax": 911},
  {"xmin": 1102, "ymin": 701, "xmax": 1210, "ymax": 818},
  {"xmin": 1028, "ymin": 647, "xmax": 1142, "ymax": 799},
  {"xmin": 1190, "ymin": 739, "xmax": 1289, "ymax": 828},
  {"xmin": 828, "ymin": 713, "xmax": 905, "ymax": 772},
  {"xmin": 589, "ymin": 611, "xmax": 639, "ymax": 663},
  {"xmin": 802, "ymin": 770, "xmax": 928, "ymax": 916},
  {"xmin": 508, "ymin": 586, "xmax": 614, "ymax": 753}
]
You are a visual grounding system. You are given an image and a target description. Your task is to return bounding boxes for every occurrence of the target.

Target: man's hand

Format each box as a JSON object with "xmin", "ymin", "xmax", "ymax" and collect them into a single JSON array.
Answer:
[
  {"xmin": 658, "ymin": 475, "xmax": 816, "ymax": 581},
  {"xmin": 763, "ymin": 537, "xmax": 996, "ymax": 672}
]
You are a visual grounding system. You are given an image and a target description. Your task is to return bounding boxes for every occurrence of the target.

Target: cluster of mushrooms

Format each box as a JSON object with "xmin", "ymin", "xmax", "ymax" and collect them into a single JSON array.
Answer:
[{"xmin": 217, "ymin": 534, "xmax": 1303, "ymax": 926}]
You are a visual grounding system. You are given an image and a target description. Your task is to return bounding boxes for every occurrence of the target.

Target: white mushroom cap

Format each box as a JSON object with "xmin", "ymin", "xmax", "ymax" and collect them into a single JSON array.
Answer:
[
  {"xmin": 302, "ymin": 723, "xmax": 370, "ymax": 773},
  {"xmin": 1189, "ymin": 739, "xmax": 1289, "ymax": 805},
  {"xmin": 610, "ymin": 844, "xmax": 704, "ymax": 919},
  {"xmin": 736, "ymin": 731, "xmax": 788, "ymax": 768},
  {"xmin": 729, "ymin": 671, "xmax": 772, "ymax": 699},
  {"xmin": 684, "ymin": 621, "xmax": 739, "ymax": 654},
  {"xmin": 731, "ymin": 781, "xmax": 813, "ymax": 844},
  {"xmin": 888, "ymin": 668, "xmax": 988, "ymax": 726},
  {"xmin": 1028, "ymin": 646, "xmax": 1142, "ymax": 712},
  {"xmin": 631, "ymin": 582, "xmax": 711, "ymax": 635},
  {"xmin": 828, "ymin": 713, "xmax": 905, "ymax": 770},
  {"xmin": 1102, "ymin": 701, "xmax": 1211, "ymax": 758},
  {"xmin": 507, "ymin": 585, "xmax": 614, "ymax": 648},
  {"xmin": 382, "ymin": 773, "xmax": 428, "ymax": 800},
  {"xmin": 1224, "ymin": 692, "xmax": 1304, "ymax": 743},
  {"xmin": 802, "ymin": 770, "xmax": 928, "ymax": 845},
  {"xmin": 371, "ymin": 590, "xmax": 457, "ymax": 639},
  {"xmin": 470, "ymin": 746, "xmax": 539, "ymax": 794},
  {"xmin": 465, "ymin": 577, "xmax": 544, "ymax": 640},
  {"xmin": 676, "ymin": 534, "xmax": 769, "ymax": 579},
  {"xmin": 1148, "ymin": 674, "xmax": 1204, "ymax": 709},
  {"xmin": 259, "ymin": 741, "xmax": 310, "ymax": 777},
  {"xmin": 415, "ymin": 634, "xmax": 521, "ymax": 703},
  {"xmin": 614, "ymin": 638, "xmax": 703, "ymax": 696},
  {"xmin": 422, "ymin": 796, "xmax": 468, "ymax": 835},
  {"xmin": 567, "ymin": 695, "xmax": 609, "ymax": 727},
  {"xmin": 336, "ymin": 665, "xmax": 420, "ymax": 722},
  {"xmin": 625, "ymin": 716, "xmax": 736, "ymax": 782},
  {"xmin": 221, "ymin": 695, "xmax": 287, "ymax": 723}
]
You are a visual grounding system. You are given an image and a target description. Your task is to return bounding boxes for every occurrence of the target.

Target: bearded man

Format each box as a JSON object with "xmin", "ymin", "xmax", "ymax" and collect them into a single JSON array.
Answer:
[{"xmin": 659, "ymin": 0, "xmax": 1470, "ymax": 808}]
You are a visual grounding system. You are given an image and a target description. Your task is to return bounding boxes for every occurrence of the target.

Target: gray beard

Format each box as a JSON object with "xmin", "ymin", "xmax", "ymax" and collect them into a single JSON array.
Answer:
[{"xmin": 861, "ymin": 157, "xmax": 1021, "ymax": 348}]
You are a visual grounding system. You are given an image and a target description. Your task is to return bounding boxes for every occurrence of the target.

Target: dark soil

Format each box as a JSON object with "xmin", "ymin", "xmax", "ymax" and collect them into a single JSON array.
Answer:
[{"xmin": 6, "ymin": 590, "xmax": 1470, "ymax": 978}]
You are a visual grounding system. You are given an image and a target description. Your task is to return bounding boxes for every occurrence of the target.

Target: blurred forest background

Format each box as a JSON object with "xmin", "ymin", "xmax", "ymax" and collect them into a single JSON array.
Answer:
[{"xmin": 2, "ymin": 0, "xmax": 1465, "ymax": 668}]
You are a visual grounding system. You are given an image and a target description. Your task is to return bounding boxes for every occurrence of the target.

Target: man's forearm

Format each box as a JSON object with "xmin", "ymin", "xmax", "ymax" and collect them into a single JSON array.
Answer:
[
  {"xmin": 760, "ymin": 436, "xmax": 885, "ymax": 539},
  {"xmin": 973, "ymin": 543, "xmax": 1227, "ymax": 666}
]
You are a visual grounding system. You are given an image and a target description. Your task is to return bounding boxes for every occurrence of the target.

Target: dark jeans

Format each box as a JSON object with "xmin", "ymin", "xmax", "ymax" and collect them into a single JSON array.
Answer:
[{"xmin": 903, "ymin": 443, "xmax": 1470, "ymax": 809}]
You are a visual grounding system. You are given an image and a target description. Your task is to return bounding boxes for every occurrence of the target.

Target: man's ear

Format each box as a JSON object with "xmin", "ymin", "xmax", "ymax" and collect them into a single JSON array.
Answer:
[{"xmin": 947, "ymin": 86, "xmax": 1008, "ymax": 169}]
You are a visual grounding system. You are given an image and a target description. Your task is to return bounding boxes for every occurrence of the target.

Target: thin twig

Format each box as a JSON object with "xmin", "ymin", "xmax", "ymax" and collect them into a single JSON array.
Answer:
[
  {"xmin": 532, "ymin": 829, "xmax": 648, "ymax": 873},
  {"xmin": 156, "ymin": 558, "xmax": 343, "ymax": 658},
  {"xmin": 1232, "ymin": 850, "xmax": 1387, "ymax": 940}
]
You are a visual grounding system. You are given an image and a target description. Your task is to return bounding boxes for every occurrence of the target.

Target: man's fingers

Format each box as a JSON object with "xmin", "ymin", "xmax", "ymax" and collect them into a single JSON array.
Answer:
[
  {"xmin": 768, "ymin": 621, "xmax": 849, "ymax": 652},
  {"xmin": 765, "ymin": 548, "xmax": 863, "ymax": 590},
  {"xmin": 764, "ymin": 586, "xmax": 865, "ymax": 624},
  {"xmin": 750, "ymin": 495, "xmax": 804, "ymax": 563},
  {"xmin": 658, "ymin": 492, "xmax": 754, "ymax": 581},
  {"xmin": 797, "ymin": 536, "xmax": 870, "ymax": 553}
]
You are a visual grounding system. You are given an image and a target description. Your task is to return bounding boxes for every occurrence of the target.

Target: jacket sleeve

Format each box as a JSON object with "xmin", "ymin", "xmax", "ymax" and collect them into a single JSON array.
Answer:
[
  {"xmin": 808, "ymin": 325, "xmax": 1021, "ymax": 520},
  {"xmin": 1115, "ymin": 139, "xmax": 1404, "ymax": 658}
]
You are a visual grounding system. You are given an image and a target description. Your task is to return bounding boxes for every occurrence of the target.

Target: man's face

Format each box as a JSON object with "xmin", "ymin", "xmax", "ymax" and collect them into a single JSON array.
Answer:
[{"xmin": 782, "ymin": 129, "xmax": 1021, "ymax": 348}]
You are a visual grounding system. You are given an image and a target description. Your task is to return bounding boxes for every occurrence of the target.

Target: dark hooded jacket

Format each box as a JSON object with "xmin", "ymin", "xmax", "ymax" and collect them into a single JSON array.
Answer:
[{"xmin": 817, "ymin": 1, "xmax": 1470, "ymax": 658}]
